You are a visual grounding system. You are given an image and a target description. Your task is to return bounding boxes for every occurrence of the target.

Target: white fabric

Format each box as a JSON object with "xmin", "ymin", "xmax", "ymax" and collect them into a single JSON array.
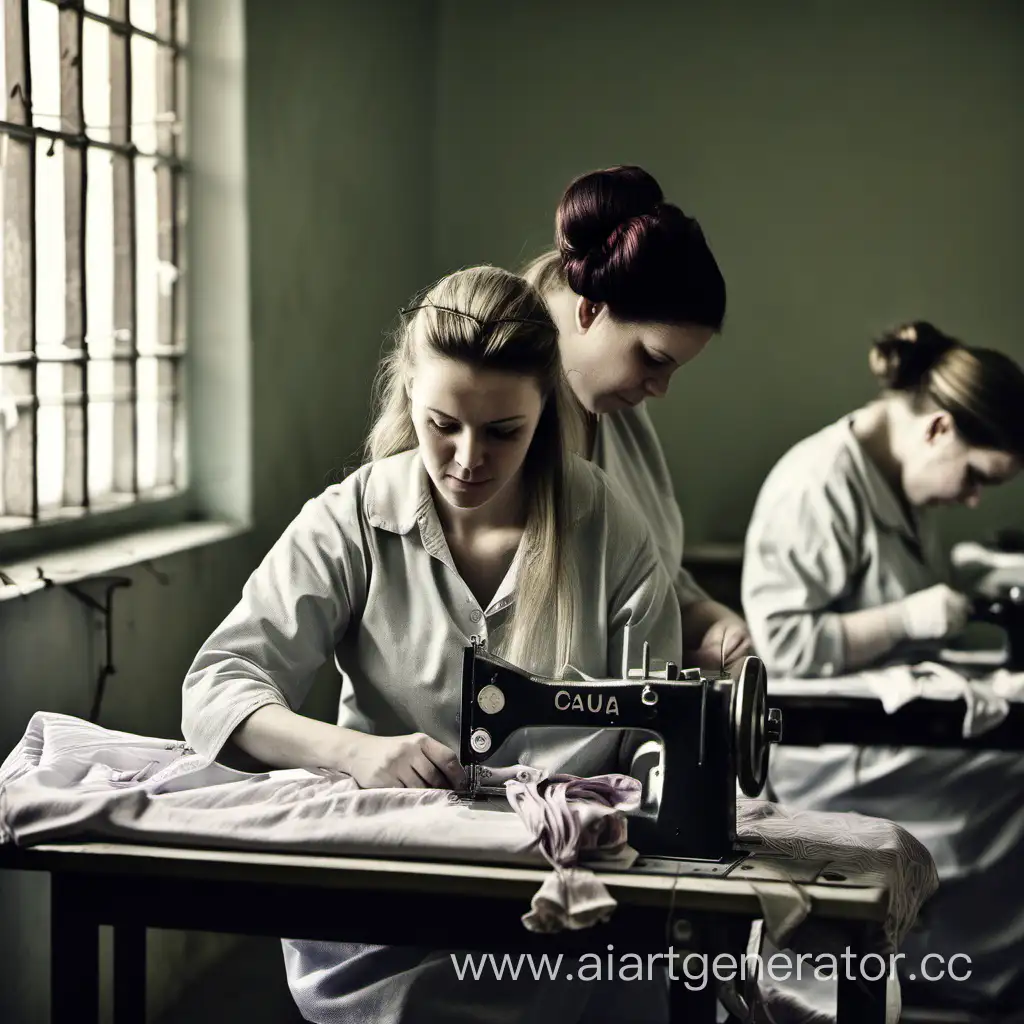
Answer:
[
  {"xmin": 0, "ymin": 711, "xmax": 938, "ymax": 953},
  {"xmin": 743, "ymin": 414, "xmax": 1024, "ymax": 1008},
  {"xmin": 770, "ymin": 661, "xmax": 1024, "ymax": 739},
  {"xmin": 0, "ymin": 713, "xmax": 547, "ymax": 861},
  {"xmin": 951, "ymin": 540, "xmax": 1024, "ymax": 597},
  {"xmin": 503, "ymin": 773, "xmax": 642, "ymax": 933}
]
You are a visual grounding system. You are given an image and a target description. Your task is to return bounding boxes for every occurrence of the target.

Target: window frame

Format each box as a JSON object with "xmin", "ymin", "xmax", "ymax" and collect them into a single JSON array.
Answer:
[{"xmin": 0, "ymin": 0, "xmax": 192, "ymax": 564}]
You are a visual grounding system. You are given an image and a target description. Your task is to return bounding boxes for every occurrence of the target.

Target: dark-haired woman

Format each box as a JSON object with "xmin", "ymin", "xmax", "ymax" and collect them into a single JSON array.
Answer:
[
  {"xmin": 525, "ymin": 165, "xmax": 752, "ymax": 675},
  {"xmin": 742, "ymin": 321, "xmax": 1024, "ymax": 1012}
]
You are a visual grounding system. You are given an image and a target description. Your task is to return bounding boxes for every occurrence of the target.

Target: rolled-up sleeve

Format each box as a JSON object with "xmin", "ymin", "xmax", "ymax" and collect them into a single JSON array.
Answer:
[
  {"xmin": 742, "ymin": 495, "xmax": 854, "ymax": 679},
  {"xmin": 181, "ymin": 486, "xmax": 368, "ymax": 759}
]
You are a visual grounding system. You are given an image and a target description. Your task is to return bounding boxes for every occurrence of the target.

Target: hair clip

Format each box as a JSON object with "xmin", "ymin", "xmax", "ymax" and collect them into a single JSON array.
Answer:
[{"xmin": 398, "ymin": 303, "xmax": 550, "ymax": 328}]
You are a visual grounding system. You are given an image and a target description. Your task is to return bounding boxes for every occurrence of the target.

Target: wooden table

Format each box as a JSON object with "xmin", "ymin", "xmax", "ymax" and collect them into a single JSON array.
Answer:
[{"xmin": 0, "ymin": 840, "xmax": 892, "ymax": 1023}]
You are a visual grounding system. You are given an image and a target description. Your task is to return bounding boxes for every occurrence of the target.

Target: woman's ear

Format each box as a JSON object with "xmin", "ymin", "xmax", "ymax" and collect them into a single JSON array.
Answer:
[
  {"xmin": 575, "ymin": 296, "xmax": 604, "ymax": 333},
  {"xmin": 924, "ymin": 410, "xmax": 955, "ymax": 445}
]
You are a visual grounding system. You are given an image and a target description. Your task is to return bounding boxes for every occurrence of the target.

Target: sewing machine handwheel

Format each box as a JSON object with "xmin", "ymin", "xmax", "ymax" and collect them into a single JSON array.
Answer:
[{"xmin": 733, "ymin": 655, "xmax": 769, "ymax": 797}]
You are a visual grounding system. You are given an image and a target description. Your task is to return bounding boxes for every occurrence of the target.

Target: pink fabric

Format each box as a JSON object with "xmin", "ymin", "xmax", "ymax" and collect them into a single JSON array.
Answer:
[
  {"xmin": 503, "ymin": 773, "xmax": 641, "ymax": 933},
  {"xmin": 504, "ymin": 773, "xmax": 640, "ymax": 869}
]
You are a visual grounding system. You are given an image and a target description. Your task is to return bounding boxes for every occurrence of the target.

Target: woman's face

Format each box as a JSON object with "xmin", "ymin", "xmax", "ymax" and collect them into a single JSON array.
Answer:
[
  {"xmin": 408, "ymin": 352, "xmax": 545, "ymax": 515},
  {"xmin": 558, "ymin": 297, "xmax": 713, "ymax": 414},
  {"xmin": 903, "ymin": 412, "xmax": 1020, "ymax": 508}
]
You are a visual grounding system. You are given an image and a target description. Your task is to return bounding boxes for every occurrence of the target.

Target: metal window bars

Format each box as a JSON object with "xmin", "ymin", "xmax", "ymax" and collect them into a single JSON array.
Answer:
[{"xmin": 0, "ymin": 0, "xmax": 188, "ymax": 532}]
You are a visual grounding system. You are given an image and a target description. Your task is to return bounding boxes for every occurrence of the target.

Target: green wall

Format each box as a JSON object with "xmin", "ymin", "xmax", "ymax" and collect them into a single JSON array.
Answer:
[
  {"xmin": 2, "ymin": 1, "xmax": 1023, "ymax": 1021},
  {"xmin": 435, "ymin": 0, "xmax": 1024, "ymax": 547}
]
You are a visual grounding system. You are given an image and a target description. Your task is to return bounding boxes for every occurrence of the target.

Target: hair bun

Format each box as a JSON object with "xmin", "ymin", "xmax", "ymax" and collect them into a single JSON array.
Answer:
[
  {"xmin": 555, "ymin": 166, "xmax": 669, "ymax": 300},
  {"xmin": 868, "ymin": 320, "xmax": 960, "ymax": 391}
]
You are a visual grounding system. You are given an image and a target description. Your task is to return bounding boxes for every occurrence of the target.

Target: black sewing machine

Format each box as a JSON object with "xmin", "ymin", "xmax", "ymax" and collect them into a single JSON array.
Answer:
[
  {"xmin": 459, "ymin": 634, "xmax": 782, "ymax": 864},
  {"xmin": 971, "ymin": 587, "xmax": 1024, "ymax": 671},
  {"xmin": 953, "ymin": 532, "xmax": 1024, "ymax": 672}
]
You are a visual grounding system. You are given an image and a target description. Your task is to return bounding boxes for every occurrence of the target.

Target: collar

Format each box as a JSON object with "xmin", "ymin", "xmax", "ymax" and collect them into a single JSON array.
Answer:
[
  {"xmin": 837, "ymin": 416, "xmax": 919, "ymax": 540},
  {"xmin": 363, "ymin": 450, "xmax": 433, "ymax": 534}
]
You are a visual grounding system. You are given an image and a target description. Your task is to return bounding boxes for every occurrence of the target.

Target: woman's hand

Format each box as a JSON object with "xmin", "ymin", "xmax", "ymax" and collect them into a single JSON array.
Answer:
[
  {"xmin": 684, "ymin": 603, "xmax": 754, "ymax": 677},
  {"xmin": 895, "ymin": 583, "xmax": 971, "ymax": 641},
  {"xmin": 339, "ymin": 731, "xmax": 467, "ymax": 790}
]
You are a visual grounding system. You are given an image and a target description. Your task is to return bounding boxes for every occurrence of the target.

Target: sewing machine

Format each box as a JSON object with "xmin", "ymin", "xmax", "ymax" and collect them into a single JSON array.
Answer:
[
  {"xmin": 970, "ymin": 589, "xmax": 1024, "ymax": 671},
  {"xmin": 953, "ymin": 533, "xmax": 1024, "ymax": 671},
  {"xmin": 459, "ymin": 633, "xmax": 782, "ymax": 864}
]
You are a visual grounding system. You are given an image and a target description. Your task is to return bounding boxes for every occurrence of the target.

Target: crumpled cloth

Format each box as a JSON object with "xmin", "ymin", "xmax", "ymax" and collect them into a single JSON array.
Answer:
[
  {"xmin": 770, "ymin": 661, "xmax": 1024, "ymax": 738},
  {"xmin": 951, "ymin": 539, "xmax": 1024, "ymax": 596},
  {"xmin": 503, "ymin": 773, "xmax": 641, "ymax": 933},
  {"xmin": 737, "ymin": 798, "xmax": 938, "ymax": 953}
]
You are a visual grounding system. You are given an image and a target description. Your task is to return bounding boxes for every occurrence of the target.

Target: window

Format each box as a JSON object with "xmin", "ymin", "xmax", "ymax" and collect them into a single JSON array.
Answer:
[{"xmin": 0, "ymin": 0, "xmax": 188, "ymax": 542}]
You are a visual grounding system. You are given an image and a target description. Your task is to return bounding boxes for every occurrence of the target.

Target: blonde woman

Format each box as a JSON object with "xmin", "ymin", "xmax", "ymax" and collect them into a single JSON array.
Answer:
[
  {"xmin": 525, "ymin": 165, "xmax": 752, "ymax": 677},
  {"xmin": 181, "ymin": 265, "xmax": 681, "ymax": 1023},
  {"xmin": 742, "ymin": 322, "xmax": 1024, "ymax": 1014}
]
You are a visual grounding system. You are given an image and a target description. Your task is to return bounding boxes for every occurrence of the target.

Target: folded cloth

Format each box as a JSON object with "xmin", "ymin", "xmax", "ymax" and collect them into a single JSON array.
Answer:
[
  {"xmin": 504, "ymin": 773, "xmax": 641, "ymax": 933},
  {"xmin": 866, "ymin": 661, "xmax": 1024, "ymax": 737},
  {"xmin": 0, "ymin": 711, "xmax": 646, "ymax": 942},
  {"xmin": 771, "ymin": 661, "xmax": 1024, "ymax": 739},
  {"xmin": 952, "ymin": 540, "xmax": 1024, "ymax": 571}
]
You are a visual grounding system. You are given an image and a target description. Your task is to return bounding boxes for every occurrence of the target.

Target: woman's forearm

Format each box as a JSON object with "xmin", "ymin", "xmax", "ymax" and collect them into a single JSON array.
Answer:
[
  {"xmin": 680, "ymin": 598, "xmax": 743, "ymax": 649},
  {"xmin": 231, "ymin": 703, "xmax": 360, "ymax": 771},
  {"xmin": 837, "ymin": 603, "xmax": 907, "ymax": 673}
]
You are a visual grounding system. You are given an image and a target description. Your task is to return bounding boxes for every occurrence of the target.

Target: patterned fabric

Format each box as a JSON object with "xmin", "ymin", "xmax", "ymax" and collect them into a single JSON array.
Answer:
[{"xmin": 737, "ymin": 799, "xmax": 939, "ymax": 953}]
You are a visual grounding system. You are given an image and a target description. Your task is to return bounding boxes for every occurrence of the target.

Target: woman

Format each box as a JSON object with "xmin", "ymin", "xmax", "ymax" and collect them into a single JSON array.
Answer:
[
  {"xmin": 524, "ymin": 165, "xmax": 752, "ymax": 676},
  {"xmin": 742, "ymin": 321, "xmax": 1024, "ymax": 1011},
  {"xmin": 181, "ymin": 265, "xmax": 682, "ymax": 1023}
]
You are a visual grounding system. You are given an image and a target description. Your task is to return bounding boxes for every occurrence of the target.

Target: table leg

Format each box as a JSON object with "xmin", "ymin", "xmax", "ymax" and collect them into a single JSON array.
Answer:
[
  {"xmin": 50, "ymin": 873, "xmax": 100, "ymax": 1024},
  {"xmin": 669, "ymin": 982, "xmax": 718, "ymax": 1023},
  {"xmin": 114, "ymin": 924, "xmax": 147, "ymax": 1023},
  {"xmin": 837, "ymin": 951, "xmax": 888, "ymax": 1024},
  {"xmin": 668, "ymin": 957, "xmax": 718, "ymax": 1024}
]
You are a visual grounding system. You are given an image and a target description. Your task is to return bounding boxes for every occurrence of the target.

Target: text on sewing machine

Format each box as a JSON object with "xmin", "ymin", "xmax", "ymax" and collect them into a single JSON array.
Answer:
[{"xmin": 554, "ymin": 690, "xmax": 620, "ymax": 716}]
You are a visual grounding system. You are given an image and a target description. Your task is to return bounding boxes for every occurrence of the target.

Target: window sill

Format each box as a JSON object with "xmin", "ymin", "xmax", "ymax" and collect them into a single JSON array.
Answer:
[{"xmin": 0, "ymin": 520, "xmax": 248, "ymax": 602}]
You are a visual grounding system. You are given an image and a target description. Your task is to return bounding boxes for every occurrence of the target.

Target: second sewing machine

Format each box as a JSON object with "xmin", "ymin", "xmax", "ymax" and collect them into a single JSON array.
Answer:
[
  {"xmin": 953, "ymin": 532, "xmax": 1024, "ymax": 672},
  {"xmin": 459, "ymin": 629, "xmax": 783, "ymax": 869}
]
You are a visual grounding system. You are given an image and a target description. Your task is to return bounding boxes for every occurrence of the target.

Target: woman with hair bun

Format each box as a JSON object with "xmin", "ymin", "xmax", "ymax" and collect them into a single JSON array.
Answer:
[
  {"xmin": 525, "ymin": 165, "xmax": 752, "ymax": 675},
  {"xmin": 741, "ymin": 321, "xmax": 1024, "ymax": 1012}
]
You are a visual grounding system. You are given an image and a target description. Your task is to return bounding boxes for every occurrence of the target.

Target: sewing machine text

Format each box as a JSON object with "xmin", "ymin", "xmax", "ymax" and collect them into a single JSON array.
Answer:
[{"xmin": 554, "ymin": 690, "xmax": 620, "ymax": 717}]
